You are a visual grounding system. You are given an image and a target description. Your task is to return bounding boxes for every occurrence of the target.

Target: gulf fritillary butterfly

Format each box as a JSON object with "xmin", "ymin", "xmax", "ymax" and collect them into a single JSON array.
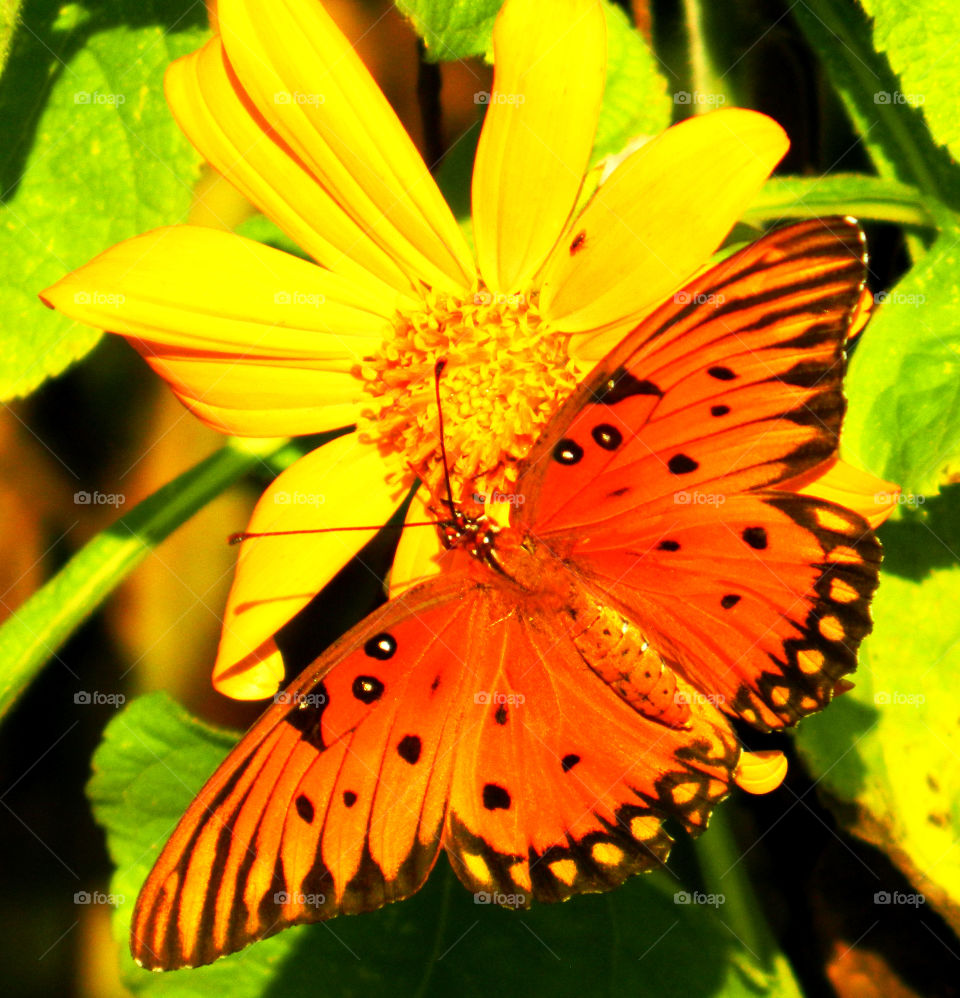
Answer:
[{"xmin": 132, "ymin": 217, "xmax": 881, "ymax": 970}]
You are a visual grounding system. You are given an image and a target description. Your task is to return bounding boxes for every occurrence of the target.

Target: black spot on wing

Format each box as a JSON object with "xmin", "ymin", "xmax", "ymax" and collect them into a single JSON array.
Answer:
[
  {"xmin": 742, "ymin": 527, "xmax": 769, "ymax": 550},
  {"xmin": 295, "ymin": 794, "xmax": 315, "ymax": 823},
  {"xmin": 561, "ymin": 754, "xmax": 581, "ymax": 772},
  {"xmin": 553, "ymin": 439, "xmax": 584, "ymax": 465},
  {"xmin": 482, "ymin": 784, "xmax": 512, "ymax": 811},
  {"xmin": 668, "ymin": 454, "xmax": 699, "ymax": 475},
  {"xmin": 353, "ymin": 675, "xmax": 385, "ymax": 704},
  {"xmin": 364, "ymin": 633, "xmax": 397, "ymax": 660},
  {"xmin": 397, "ymin": 734, "xmax": 422, "ymax": 764}
]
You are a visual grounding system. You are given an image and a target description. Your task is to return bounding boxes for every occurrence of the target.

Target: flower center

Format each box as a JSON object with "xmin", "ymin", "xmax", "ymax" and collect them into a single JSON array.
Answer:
[{"xmin": 356, "ymin": 289, "xmax": 582, "ymax": 503}]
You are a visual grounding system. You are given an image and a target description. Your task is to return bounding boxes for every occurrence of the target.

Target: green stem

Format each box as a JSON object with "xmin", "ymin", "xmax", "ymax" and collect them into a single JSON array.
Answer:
[
  {"xmin": 0, "ymin": 437, "xmax": 299, "ymax": 720},
  {"xmin": 0, "ymin": 0, "xmax": 22, "ymax": 79},
  {"xmin": 696, "ymin": 802, "xmax": 771, "ymax": 962},
  {"xmin": 681, "ymin": 0, "xmax": 730, "ymax": 109}
]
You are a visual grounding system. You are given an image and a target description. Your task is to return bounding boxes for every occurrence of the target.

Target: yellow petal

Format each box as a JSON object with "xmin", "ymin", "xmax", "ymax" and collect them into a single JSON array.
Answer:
[
  {"xmin": 539, "ymin": 108, "xmax": 789, "ymax": 333},
  {"xmin": 41, "ymin": 225, "xmax": 406, "ymax": 437},
  {"xmin": 167, "ymin": 37, "xmax": 417, "ymax": 296},
  {"xmin": 213, "ymin": 435, "xmax": 407, "ymax": 699},
  {"xmin": 734, "ymin": 750, "xmax": 787, "ymax": 794},
  {"xmin": 218, "ymin": 0, "xmax": 474, "ymax": 295},
  {"xmin": 789, "ymin": 457, "xmax": 901, "ymax": 529},
  {"xmin": 388, "ymin": 488, "xmax": 445, "ymax": 598},
  {"xmin": 472, "ymin": 0, "xmax": 605, "ymax": 294}
]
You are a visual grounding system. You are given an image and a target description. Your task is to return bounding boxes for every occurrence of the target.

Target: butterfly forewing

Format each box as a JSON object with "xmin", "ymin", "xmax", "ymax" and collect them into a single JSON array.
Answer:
[
  {"xmin": 131, "ymin": 578, "xmax": 479, "ymax": 970},
  {"xmin": 516, "ymin": 216, "xmax": 868, "ymax": 529},
  {"xmin": 512, "ymin": 218, "xmax": 880, "ymax": 730}
]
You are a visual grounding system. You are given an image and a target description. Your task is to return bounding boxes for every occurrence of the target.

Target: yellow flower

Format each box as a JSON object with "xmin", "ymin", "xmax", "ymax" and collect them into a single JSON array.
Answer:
[{"xmin": 42, "ymin": 0, "xmax": 844, "ymax": 701}]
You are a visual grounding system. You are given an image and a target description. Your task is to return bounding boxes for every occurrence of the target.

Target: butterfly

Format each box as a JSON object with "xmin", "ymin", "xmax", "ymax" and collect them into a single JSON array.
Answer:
[{"xmin": 131, "ymin": 217, "xmax": 881, "ymax": 969}]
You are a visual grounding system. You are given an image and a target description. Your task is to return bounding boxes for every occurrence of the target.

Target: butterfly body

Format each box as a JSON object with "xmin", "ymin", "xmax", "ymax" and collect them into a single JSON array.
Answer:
[{"xmin": 132, "ymin": 218, "xmax": 881, "ymax": 970}]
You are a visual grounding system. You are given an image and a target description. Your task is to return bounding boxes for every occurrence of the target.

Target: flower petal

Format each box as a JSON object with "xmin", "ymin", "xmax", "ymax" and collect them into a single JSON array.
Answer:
[
  {"xmin": 539, "ymin": 108, "xmax": 789, "ymax": 333},
  {"xmin": 734, "ymin": 750, "xmax": 787, "ymax": 794},
  {"xmin": 218, "ymin": 0, "xmax": 474, "ymax": 295},
  {"xmin": 213, "ymin": 434, "xmax": 407, "ymax": 699},
  {"xmin": 167, "ymin": 37, "xmax": 418, "ymax": 296},
  {"xmin": 472, "ymin": 0, "xmax": 605, "ymax": 294},
  {"xmin": 41, "ymin": 226, "xmax": 407, "ymax": 437},
  {"xmin": 783, "ymin": 457, "xmax": 901, "ymax": 529},
  {"xmin": 388, "ymin": 488, "xmax": 445, "ymax": 598}
]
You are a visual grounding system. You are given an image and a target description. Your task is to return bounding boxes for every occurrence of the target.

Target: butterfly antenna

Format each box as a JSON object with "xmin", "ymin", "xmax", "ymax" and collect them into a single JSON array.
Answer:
[{"xmin": 433, "ymin": 359, "xmax": 457, "ymax": 518}]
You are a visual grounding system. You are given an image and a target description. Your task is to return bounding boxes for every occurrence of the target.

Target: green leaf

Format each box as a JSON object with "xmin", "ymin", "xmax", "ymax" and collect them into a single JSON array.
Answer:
[
  {"xmin": 591, "ymin": 2, "xmax": 669, "ymax": 162},
  {"xmin": 0, "ymin": 437, "xmax": 302, "ymax": 720},
  {"xmin": 794, "ymin": 489, "xmax": 960, "ymax": 936},
  {"xmin": 92, "ymin": 693, "xmax": 803, "ymax": 997},
  {"xmin": 743, "ymin": 174, "xmax": 935, "ymax": 230},
  {"xmin": 842, "ymin": 211, "xmax": 960, "ymax": 497},
  {"xmin": 394, "ymin": 0, "xmax": 500, "ymax": 61},
  {"xmin": 0, "ymin": 0, "xmax": 207, "ymax": 401},
  {"xmin": 860, "ymin": 0, "xmax": 960, "ymax": 164},
  {"xmin": 790, "ymin": 0, "xmax": 960, "ymax": 208}
]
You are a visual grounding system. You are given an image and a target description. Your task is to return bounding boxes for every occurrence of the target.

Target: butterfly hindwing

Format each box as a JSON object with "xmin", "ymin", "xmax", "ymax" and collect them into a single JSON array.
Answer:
[{"xmin": 442, "ymin": 598, "xmax": 739, "ymax": 904}]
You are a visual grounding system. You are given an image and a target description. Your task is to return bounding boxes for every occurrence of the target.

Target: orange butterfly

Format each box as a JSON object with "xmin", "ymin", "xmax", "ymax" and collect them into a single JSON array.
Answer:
[{"xmin": 132, "ymin": 218, "xmax": 881, "ymax": 970}]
